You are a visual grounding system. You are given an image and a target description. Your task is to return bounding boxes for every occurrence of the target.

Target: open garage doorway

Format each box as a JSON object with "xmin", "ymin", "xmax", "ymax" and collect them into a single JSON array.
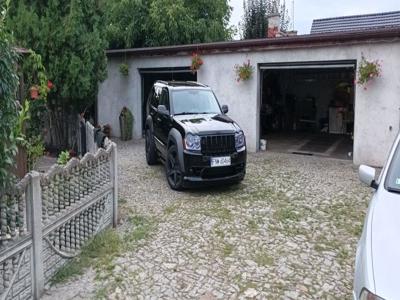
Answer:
[
  {"xmin": 140, "ymin": 67, "xmax": 197, "ymax": 135},
  {"xmin": 259, "ymin": 61, "xmax": 355, "ymax": 159}
]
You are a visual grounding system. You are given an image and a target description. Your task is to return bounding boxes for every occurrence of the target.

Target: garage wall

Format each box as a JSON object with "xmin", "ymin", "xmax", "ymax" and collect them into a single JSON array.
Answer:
[{"xmin": 98, "ymin": 40, "xmax": 400, "ymax": 166}]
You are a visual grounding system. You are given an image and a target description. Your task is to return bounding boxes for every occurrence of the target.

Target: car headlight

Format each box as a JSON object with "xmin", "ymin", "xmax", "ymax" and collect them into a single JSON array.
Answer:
[
  {"xmin": 235, "ymin": 131, "xmax": 245, "ymax": 150},
  {"xmin": 185, "ymin": 133, "xmax": 201, "ymax": 151},
  {"xmin": 359, "ymin": 288, "xmax": 384, "ymax": 300}
]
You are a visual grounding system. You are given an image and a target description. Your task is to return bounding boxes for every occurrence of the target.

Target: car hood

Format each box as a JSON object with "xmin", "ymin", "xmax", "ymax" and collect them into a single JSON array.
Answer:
[
  {"xmin": 370, "ymin": 188, "xmax": 400, "ymax": 299},
  {"xmin": 173, "ymin": 114, "xmax": 240, "ymax": 135}
]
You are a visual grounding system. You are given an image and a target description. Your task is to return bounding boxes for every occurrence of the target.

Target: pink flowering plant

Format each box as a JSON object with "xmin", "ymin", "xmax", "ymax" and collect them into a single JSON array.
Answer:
[
  {"xmin": 357, "ymin": 54, "xmax": 382, "ymax": 87},
  {"xmin": 234, "ymin": 60, "xmax": 254, "ymax": 82}
]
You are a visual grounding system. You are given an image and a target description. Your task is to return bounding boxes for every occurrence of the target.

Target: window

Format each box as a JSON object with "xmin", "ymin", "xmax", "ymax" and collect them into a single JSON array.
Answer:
[
  {"xmin": 385, "ymin": 141, "xmax": 400, "ymax": 193},
  {"xmin": 171, "ymin": 89, "xmax": 221, "ymax": 115},
  {"xmin": 160, "ymin": 88, "xmax": 170, "ymax": 110}
]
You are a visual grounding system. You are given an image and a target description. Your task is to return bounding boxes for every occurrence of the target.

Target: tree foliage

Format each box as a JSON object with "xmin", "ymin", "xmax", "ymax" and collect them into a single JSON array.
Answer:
[
  {"xmin": 0, "ymin": 1, "xmax": 19, "ymax": 191},
  {"xmin": 241, "ymin": 0, "xmax": 290, "ymax": 39},
  {"xmin": 103, "ymin": 0, "xmax": 234, "ymax": 49},
  {"xmin": 7, "ymin": 0, "xmax": 107, "ymax": 147}
]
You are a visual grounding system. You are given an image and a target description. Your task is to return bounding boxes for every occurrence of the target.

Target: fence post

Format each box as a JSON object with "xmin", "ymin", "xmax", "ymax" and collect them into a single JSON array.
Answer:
[
  {"xmin": 111, "ymin": 143, "xmax": 118, "ymax": 227},
  {"xmin": 26, "ymin": 171, "xmax": 44, "ymax": 299}
]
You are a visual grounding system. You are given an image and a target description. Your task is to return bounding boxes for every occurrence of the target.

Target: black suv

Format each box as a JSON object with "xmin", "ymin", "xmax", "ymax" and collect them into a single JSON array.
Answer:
[{"xmin": 145, "ymin": 81, "xmax": 246, "ymax": 190}]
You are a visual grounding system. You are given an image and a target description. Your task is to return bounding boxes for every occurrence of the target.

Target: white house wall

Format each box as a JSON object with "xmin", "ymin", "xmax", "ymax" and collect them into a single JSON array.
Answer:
[{"xmin": 98, "ymin": 40, "xmax": 400, "ymax": 166}]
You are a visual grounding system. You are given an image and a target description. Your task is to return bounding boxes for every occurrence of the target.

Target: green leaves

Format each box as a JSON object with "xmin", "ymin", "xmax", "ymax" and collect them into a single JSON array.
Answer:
[
  {"xmin": 0, "ymin": 1, "xmax": 19, "ymax": 190},
  {"xmin": 103, "ymin": 0, "xmax": 233, "ymax": 49},
  {"xmin": 7, "ymin": 0, "xmax": 107, "ymax": 113}
]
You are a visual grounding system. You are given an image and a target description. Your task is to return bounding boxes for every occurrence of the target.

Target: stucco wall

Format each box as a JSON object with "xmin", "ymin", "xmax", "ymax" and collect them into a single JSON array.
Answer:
[{"xmin": 98, "ymin": 40, "xmax": 400, "ymax": 166}]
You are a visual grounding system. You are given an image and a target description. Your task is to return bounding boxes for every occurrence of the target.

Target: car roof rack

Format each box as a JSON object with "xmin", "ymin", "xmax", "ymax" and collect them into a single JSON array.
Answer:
[{"xmin": 155, "ymin": 80, "xmax": 208, "ymax": 88}]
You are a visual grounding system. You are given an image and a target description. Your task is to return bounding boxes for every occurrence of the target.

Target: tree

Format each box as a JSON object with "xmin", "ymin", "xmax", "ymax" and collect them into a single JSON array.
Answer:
[
  {"xmin": 103, "ymin": 0, "xmax": 234, "ymax": 49},
  {"xmin": 7, "ymin": 0, "xmax": 107, "ymax": 149},
  {"xmin": 241, "ymin": 0, "xmax": 290, "ymax": 39},
  {"xmin": 0, "ymin": 0, "xmax": 19, "ymax": 191}
]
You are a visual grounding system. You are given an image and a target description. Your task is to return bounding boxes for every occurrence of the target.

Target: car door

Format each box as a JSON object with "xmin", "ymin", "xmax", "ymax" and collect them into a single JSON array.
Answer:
[
  {"xmin": 148, "ymin": 87, "xmax": 158, "ymax": 122},
  {"xmin": 152, "ymin": 85, "xmax": 163, "ymax": 143},
  {"xmin": 158, "ymin": 88, "xmax": 172, "ymax": 146}
]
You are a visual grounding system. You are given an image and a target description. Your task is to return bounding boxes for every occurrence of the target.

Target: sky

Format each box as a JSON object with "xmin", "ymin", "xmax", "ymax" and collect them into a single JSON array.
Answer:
[{"xmin": 229, "ymin": 0, "xmax": 400, "ymax": 37}]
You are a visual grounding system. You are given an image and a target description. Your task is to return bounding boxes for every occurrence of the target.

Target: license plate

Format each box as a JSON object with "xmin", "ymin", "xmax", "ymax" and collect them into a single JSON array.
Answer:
[{"xmin": 210, "ymin": 156, "xmax": 231, "ymax": 167}]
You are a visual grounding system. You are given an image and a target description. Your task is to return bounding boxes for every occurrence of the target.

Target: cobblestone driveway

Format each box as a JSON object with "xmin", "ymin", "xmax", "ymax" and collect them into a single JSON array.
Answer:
[{"xmin": 46, "ymin": 139, "xmax": 371, "ymax": 299}]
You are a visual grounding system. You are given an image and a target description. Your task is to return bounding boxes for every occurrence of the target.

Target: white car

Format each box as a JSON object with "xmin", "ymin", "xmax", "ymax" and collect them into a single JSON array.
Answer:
[{"xmin": 354, "ymin": 134, "xmax": 400, "ymax": 300}]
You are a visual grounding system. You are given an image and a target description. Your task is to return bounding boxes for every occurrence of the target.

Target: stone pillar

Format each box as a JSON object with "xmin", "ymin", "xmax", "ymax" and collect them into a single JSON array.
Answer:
[
  {"xmin": 26, "ymin": 171, "xmax": 44, "ymax": 299},
  {"xmin": 111, "ymin": 143, "xmax": 118, "ymax": 228}
]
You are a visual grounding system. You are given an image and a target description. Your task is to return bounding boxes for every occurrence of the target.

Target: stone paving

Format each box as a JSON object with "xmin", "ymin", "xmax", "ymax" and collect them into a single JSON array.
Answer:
[{"xmin": 45, "ymin": 139, "xmax": 372, "ymax": 299}]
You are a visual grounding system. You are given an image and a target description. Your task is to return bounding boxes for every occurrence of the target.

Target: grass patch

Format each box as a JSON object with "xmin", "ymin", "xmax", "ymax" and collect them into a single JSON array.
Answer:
[
  {"xmin": 125, "ymin": 215, "xmax": 155, "ymax": 243},
  {"xmin": 337, "ymin": 247, "xmax": 350, "ymax": 265},
  {"xmin": 314, "ymin": 235, "xmax": 342, "ymax": 253},
  {"xmin": 254, "ymin": 252, "xmax": 274, "ymax": 267},
  {"xmin": 200, "ymin": 206, "xmax": 232, "ymax": 221},
  {"xmin": 222, "ymin": 242, "xmax": 234, "ymax": 257},
  {"xmin": 214, "ymin": 228, "xmax": 225, "ymax": 239},
  {"xmin": 51, "ymin": 215, "xmax": 156, "ymax": 285},
  {"xmin": 274, "ymin": 206, "xmax": 300, "ymax": 223},
  {"xmin": 119, "ymin": 197, "xmax": 127, "ymax": 205},
  {"xmin": 164, "ymin": 203, "xmax": 178, "ymax": 215},
  {"xmin": 51, "ymin": 228, "xmax": 122, "ymax": 285},
  {"xmin": 247, "ymin": 219, "xmax": 259, "ymax": 232}
]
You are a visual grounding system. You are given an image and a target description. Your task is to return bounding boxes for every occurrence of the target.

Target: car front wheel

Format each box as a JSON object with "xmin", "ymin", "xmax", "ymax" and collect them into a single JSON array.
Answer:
[{"xmin": 166, "ymin": 145, "xmax": 184, "ymax": 190}]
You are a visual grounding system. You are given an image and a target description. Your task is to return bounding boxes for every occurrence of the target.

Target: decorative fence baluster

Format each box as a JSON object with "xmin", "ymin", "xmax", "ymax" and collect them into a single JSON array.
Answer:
[
  {"xmin": 17, "ymin": 193, "xmax": 25, "ymax": 235},
  {"xmin": 10, "ymin": 194, "xmax": 17, "ymax": 240},
  {"xmin": 0, "ymin": 195, "xmax": 8, "ymax": 246}
]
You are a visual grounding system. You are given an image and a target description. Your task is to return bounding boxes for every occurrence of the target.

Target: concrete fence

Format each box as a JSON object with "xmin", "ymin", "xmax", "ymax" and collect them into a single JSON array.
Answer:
[
  {"xmin": 0, "ymin": 142, "xmax": 118, "ymax": 300},
  {"xmin": 83, "ymin": 121, "xmax": 112, "ymax": 155}
]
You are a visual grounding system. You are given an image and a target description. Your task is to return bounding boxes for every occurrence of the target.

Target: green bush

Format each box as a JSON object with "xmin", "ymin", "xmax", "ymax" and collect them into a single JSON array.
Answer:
[
  {"xmin": 0, "ymin": 1, "xmax": 19, "ymax": 190},
  {"xmin": 57, "ymin": 150, "xmax": 70, "ymax": 165}
]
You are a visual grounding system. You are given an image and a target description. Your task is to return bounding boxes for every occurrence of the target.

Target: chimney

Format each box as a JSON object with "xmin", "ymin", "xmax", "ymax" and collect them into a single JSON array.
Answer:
[{"xmin": 267, "ymin": 13, "xmax": 280, "ymax": 38}]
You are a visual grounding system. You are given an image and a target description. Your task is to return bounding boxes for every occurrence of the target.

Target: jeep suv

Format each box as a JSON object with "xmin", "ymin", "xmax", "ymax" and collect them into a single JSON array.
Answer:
[{"xmin": 145, "ymin": 81, "xmax": 246, "ymax": 190}]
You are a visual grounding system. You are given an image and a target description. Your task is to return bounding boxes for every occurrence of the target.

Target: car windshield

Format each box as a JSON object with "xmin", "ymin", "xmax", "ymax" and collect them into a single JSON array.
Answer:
[
  {"xmin": 171, "ymin": 89, "xmax": 221, "ymax": 115},
  {"xmin": 385, "ymin": 140, "xmax": 400, "ymax": 193}
]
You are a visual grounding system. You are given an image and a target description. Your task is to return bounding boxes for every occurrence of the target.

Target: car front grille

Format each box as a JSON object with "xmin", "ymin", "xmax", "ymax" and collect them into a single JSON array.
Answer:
[{"xmin": 201, "ymin": 134, "xmax": 236, "ymax": 155}]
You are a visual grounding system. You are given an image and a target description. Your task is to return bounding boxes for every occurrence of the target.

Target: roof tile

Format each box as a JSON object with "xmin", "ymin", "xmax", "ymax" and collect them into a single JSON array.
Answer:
[{"xmin": 311, "ymin": 11, "xmax": 400, "ymax": 34}]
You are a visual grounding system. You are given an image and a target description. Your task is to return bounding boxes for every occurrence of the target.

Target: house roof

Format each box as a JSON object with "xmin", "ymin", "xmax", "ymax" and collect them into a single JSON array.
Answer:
[
  {"xmin": 311, "ymin": 11, "xmax": 400, "ymax": 34},
  {"xmin": 106, "ymin": 28, "xmax": 400, "ymax": 57}
]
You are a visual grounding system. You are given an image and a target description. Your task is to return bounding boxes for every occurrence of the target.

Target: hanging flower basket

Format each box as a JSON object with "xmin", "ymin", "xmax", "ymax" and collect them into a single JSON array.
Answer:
[
  {"xmin": 357, "ymin": 54, "xmax": 381, "ymax": 89},
  {"xmin": 234, "ymin": 59, "xmax": 254, "ymax": 82},
  {"xmin": 119, "ymin": 63, "xmax": 129, "ymax": 76},
  {"xmin": 30, "ymin": 85, "xmax": 39, "ymax": 100},
  {"xmin": 190, "ymin": 52, "xmax": 203, "ymax": 73}
]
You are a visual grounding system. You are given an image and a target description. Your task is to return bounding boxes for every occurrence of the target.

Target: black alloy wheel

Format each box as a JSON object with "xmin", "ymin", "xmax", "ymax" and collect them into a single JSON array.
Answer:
[
  {"xmin": 166, "ymin": 145, "xmax": 183, "ymax": 190},
  {"xmin": 145, "ymin": 128, "xmax": 158, "ymax": 165}
]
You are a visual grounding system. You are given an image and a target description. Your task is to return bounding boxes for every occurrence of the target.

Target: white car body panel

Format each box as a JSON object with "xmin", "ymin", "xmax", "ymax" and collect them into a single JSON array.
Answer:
[
  {"xmin": 353, "ymin": 133, "xmax": 400, "ymax": 300},
  {"xmin": 371, "ymin": 189, "xmax": 400, "ymax": 299}
]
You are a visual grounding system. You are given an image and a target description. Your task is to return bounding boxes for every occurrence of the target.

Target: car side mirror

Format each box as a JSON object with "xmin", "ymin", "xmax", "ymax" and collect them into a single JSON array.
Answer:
[
  {"xmin": 359, "ymin": 165, "xmax": 378, "ymax": 189},
  {"xmin": 157, "ymin": 105, "xmax": 169, "ymax": 115},
  {"xmin": 221, "ymin": 105, "xmax": 229, "ymax": 114}
]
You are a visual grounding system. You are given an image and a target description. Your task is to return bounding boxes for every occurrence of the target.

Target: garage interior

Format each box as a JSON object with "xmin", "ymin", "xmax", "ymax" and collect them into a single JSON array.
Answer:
[
  {"xmin": 260, "ymin": 62, "xmax": 355, "ymax": 159},
  {"xmin": 140, "ymin": 67, "xmax": 197, "ymax": 134}
]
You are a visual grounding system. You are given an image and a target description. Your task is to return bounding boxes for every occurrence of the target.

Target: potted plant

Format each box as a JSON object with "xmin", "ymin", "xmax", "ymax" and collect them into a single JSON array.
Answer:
[
  {"xmin": 190, "ymin": 52, "xmax": 203, "ymax": 73},
  {"xmin": 357, "ymin": 54, "xmax": 381, "ymax": 89},
  {"xmin": 234, "ymin": 59, "xmax": 254, "ymax": 82},
  {"xmin": 119, "ymin": 63, "xmax": 129, "ymax": 76}
]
